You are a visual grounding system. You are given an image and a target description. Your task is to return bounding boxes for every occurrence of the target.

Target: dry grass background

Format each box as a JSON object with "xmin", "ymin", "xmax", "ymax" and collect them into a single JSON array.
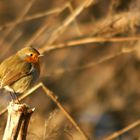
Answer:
[{"xmin": 0, "ymin": 0, "xmax": 140, "ymax": 139}]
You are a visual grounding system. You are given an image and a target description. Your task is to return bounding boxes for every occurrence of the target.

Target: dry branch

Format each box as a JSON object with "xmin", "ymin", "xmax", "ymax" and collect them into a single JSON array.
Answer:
[
  {"xmin": 2, "ymin": 102, "xmax": 34, "ymax": 140},
  {"xmin": 44, "ymin": 46, "xmax": 136, "ymax": 76},
  {"xmin": 0, "ymin": 83, "xmax": 90, "ymax": 140},
  {"xmin": 0, "ymin": 0, "xmax": 36, "ymax": 60},
  {"xmin": 0, "ymin": 9, "xmax": 60, "ymax": 31},
  {"xmin": 0, "ymin": 83, "xmax": 41, "ymax": 116},
  {"xmin": 43, "ymin": 0, "xmax": 94, "ymax": 45},
  {"xmin": 23, "ymin": 1, "xmax": 82, "ymax": 48},
  {"xmin": 24, "ymin": 20, "xmax": 50, "ymax": 48},
  {"xmin": 91, "ymin": 12, "xmax": 140, "ymax": 36},
  {"xmin": 0, "ymin": 2, "xmax": 73, "ymax": 31},
  {"xmin": 41, "ymin": 83, "xmax": 90, "ymax": 140},
  {"xmin": 104, "ymin": 120, "xmax": 140, "ymax": 140},
  {"xmin": 66, "ymin": 2, "xmax": 82, "ymax": 35},
  {"xmin": 0, "ymin": 0, "xmax": 35, "ymax": 47},
  {"xmin": 40, "ymin": 36, "xmax": 140, "ymax": 53}
]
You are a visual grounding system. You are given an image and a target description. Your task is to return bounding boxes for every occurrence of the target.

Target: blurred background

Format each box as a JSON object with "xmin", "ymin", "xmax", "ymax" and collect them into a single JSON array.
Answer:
[{"xmin": 0, "ymin": 0, "xmax": 140, "ymax": 139}]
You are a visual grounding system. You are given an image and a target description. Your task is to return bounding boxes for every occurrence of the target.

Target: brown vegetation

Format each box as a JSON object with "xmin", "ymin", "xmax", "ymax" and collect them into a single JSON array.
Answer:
[{"xmin": 0, "ymin": 0, "xmax": 140, "ymax": 139}]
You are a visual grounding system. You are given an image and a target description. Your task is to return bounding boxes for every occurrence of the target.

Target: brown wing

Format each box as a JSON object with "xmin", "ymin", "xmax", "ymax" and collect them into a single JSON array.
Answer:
[
  {"xmin": 0, "ymin": 55, "xmax": 32, "ymax": 87},
  {"xmin": 1, "ymin": 72, "xmax": 30, "ymax": 87}
]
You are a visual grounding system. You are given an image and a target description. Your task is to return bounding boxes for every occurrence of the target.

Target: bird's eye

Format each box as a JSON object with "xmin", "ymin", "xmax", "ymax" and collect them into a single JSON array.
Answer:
[{"xmin": 30, "ymin": 53, "xmax": 33, "ymax": 56}]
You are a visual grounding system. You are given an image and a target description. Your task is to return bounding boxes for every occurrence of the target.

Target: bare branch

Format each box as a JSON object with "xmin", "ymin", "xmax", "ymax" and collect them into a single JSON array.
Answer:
[
  {"xmin": 45, "ymin": 46, "xmax": 136, "ymax": 77},
  {"xmin": 40, "ymin": 36, "xmax": 140, "ymax": 53},
  {"xmin": 40, "ymin": 82, "xmax": 90, "ymax": 140},
  {"xmin": 0, "ymin": 9, "xmax": 60, "ymax": 31},
  {"xmin": 42, "ymin": 0, "xmax": 94, "ymax": 45},
  {"xmin": 0, "ymin": 83, "xmax": 41, "ymax": 116},
  {"xmin": 23, "ymin": 20, "xmax": 50, "ymax": 48},
  {"xmin": 0, "ymin": 83, "xmax": 90, "ymax": 140},
  {"xmin": 91, "ymin": 12, "xmax": 140, "ymax": 36},
  {"xmin": 0, "ymin": 2, "xmax": 73, "ymax": 31},
  {"xmin": 104, "ymin": 120, "xmax": 140, "ymax": 140},
  {"xmin": 2, "ymin": 102, "xmax": 34, "ymax": 140},
  {"xmin": 0, "ymin": 0, "xmax": 36, "ymax": 47}
]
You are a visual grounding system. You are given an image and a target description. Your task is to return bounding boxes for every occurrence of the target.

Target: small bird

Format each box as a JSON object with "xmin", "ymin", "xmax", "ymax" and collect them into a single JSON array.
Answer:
[{"xmin": 0, "ymin": 47, "xmax": 41, "ymax": 101}]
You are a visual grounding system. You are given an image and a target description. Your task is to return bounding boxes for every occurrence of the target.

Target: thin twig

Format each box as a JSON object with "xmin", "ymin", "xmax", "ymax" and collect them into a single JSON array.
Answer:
[
  {"xmin": 10, "ymin": 31, "xmax": 22, "ymax": 46},
  {"xmin": 0, "ymin": 83, "xmax": 41, "ymax": 116},
  {"xmin": 40, "ymin": 82, "xmax": 90, "ymax": 140},
  {"xmin": 23, "ymin": 20, "xmax": 50, "ymax": 48},
  {"xmin": 67, "ymin": 2, "xmax": 82, "ymax": 35},
  {"xmin": 0, "ymin": 0, "xmax": 35, "ymax": 46},
  {"xmin": 24, "ymin": 1, "xmax": 84, "ymax": 48},
  {"xmin": 0, "ymin": 9, "xmax": 59, "ymax": 31},
  {"xmin": 40, "ymin": 36, "xmax": 140, "ymax": 53},
  {"xmin": 104, "ymin": 120, "xmax": 140, "ymax": 140},
  {"xmin": 0, "ymin": 0, "xmax": 36, "ymax": 60},
  {"xmin": 91, "ymin": 12, "xmax": 140, "ymax": 36},
  {"xmin": 42, "ymin": 0, "xmax": 94, "ymax": 45},
  {"xmin": 45, "ymin": 47, "xmax": 136, "ymax": 76},
  {"xmin": 0, "ymin": 2, "xmax": 72, "ymax": 31},
  {"xmin": 0, "ymin": 83, "xmax": 90, "ymax": 140},
  {"xmin": 46, "ymin": 52, "xmax": 122, "ymax": 76}
]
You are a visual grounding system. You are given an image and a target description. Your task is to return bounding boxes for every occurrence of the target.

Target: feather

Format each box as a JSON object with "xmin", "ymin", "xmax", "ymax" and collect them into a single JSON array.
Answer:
[{"xmin": 0, "ymin": 55, "xmax": 32, "ymax": 87}]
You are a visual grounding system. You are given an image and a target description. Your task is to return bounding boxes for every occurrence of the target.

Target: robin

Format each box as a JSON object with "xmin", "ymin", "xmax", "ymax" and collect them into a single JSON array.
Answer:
[{"xmin": 0, "ymin": 47, "xmax": 41, "ymax": 101}]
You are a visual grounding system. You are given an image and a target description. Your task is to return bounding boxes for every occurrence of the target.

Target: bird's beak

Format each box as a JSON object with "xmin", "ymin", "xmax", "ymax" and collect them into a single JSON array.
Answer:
[{"xmin": 39, "ymin": 54, "xmax": 44, "ymax": 57}]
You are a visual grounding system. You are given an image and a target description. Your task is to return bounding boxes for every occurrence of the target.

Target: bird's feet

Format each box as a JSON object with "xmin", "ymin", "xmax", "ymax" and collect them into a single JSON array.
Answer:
[{"xmin": 9, "ymin": 92, "xmax": 20, "ymax": 104}]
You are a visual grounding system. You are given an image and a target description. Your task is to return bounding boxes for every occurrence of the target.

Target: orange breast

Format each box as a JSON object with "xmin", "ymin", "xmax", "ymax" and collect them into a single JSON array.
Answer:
[{"xmin": 25, "ymin": 54, "xmax": 39, "ymax": 63}]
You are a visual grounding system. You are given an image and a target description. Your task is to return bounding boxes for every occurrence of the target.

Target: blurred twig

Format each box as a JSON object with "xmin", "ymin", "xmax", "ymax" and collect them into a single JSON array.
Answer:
[
  {"xmin": 91, "ymin": 12, "xmax": 140, "ymax": 36},
  {"xmin": 0, "ymin": 83, "xmax": 41, "ymax": 116},
  {"xmin": 0, "ymin": 9, "xmax": 61, "ymax": 31},
  {"xmin": 40, "ymin": 36, "xmax": 140, "ymax": 53},
  {"xmin": 43, "ymin": 0, "xmax": 94, "ymax": 45},
  {"xmin": 67, "ymin": 2, "xmax": 82, "ymax": 35},
  {"xmin": 24, "ymin": 19, "xmax": 51, "ymax": 47},
  {"xmin": 0, "ymin": 0, "xmax": 35, "ymax": 46},
  {"xmin": 0, "ymin": 2, "xmax": 74, "ymax": 31},
  {"xmin": 10, "ymin": 31, "xmax": 22, "ymax": 46},
  {"xmin": 45, "ymin": 46, "xmax": 136, "ymax": 76},
  {"xmin": 104, "ymin": 120, "xmax": 140, "ymax": 140},
  {"xmin": 43, "ymin": 110, "xmax": 59, "ymax": 140},
  {"xmin": 0, "ymin": 0, "xmax": 36, "ymax": 60},
  {"xmin": 24, "ymin": 1, "xmax": 82, "ymax": 48},
  {"xmin": 47, "ymin": 52, "xmax": 122, "ymax": 76},
  {"xmin": 0, "ymin": 82, "xmax": 90, "ymax": 140},
  {"xmin": 41, "ymin": 83, "xmax": 90, "ymax": 140}
]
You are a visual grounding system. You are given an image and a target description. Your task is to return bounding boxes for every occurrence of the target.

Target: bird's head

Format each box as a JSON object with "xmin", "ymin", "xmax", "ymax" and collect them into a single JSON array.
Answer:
[{"xmin": 17, "ymin": 47, "xmax": 42, "ymax": 63}]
